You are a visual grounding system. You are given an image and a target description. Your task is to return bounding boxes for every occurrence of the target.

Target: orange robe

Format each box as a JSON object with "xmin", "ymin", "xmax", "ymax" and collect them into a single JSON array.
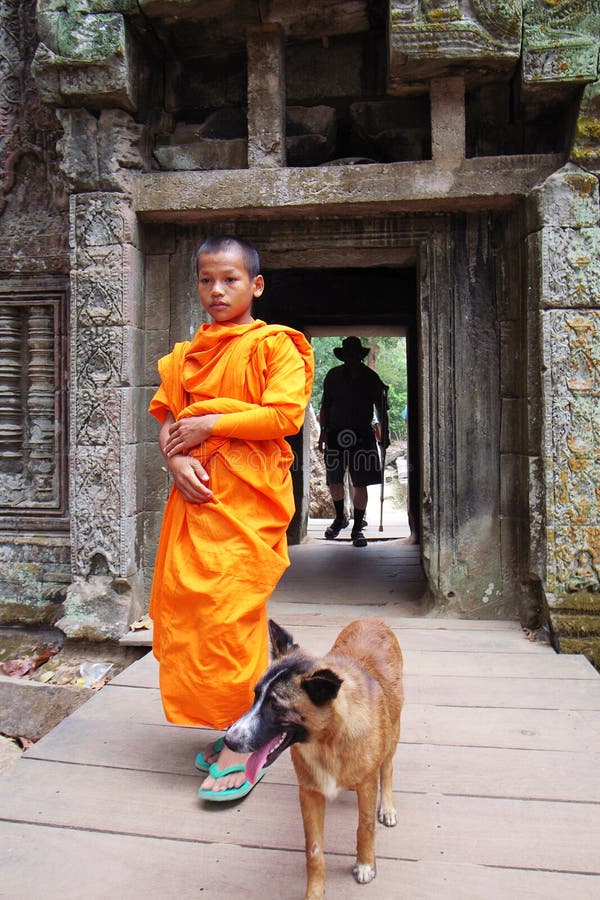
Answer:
[{"xmin": 148, "ymin": 320, "xmax": 314, "ymax": 729}]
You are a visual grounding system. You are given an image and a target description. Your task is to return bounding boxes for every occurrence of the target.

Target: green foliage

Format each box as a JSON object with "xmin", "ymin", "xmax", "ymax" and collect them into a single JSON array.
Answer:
[{"xmin": 311, "ymin": 336, "xmax": 408, "ymax": 440}]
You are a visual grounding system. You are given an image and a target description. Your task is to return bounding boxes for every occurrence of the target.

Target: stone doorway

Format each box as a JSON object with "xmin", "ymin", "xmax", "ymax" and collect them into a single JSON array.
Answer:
[{"xmin": 142, "ymin": 209, "xmax": 528, "ymax": 621}]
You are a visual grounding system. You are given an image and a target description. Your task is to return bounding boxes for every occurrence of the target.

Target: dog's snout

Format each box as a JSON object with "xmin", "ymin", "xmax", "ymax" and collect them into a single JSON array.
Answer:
[{"xmin": 224, "ymin": 714, "xmax": 256, "ymax": 752}]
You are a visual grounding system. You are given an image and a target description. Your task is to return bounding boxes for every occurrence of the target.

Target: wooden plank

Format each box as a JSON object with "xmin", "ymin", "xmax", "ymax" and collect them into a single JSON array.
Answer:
[
  {"xmin": 1, "ymin": 760, "xmax": 599, "ymax": 874},
  {"xmin": 110, "ymin": 645, "xmax": 597, "ymax": 690},
  {"xmin": 59, "ymin": 684, "xmax": 600, "ymax": 753},
  {"xmin": 404, "ymin": 704, "xmax": 600, "ymax": 752},
  {"xmin": 3, "ymin": 821, "xmax": 598, "ymax": 900},
  {"xmin": 405, "ymin": 674, "xmax": 600, "ymax": 710},
  {"xmin": 270, "ymin": 602, "xmax": 528, "ymax": 629},
  {"xmin": 24, "ymin": 715, "xmax": 600, "ymax": 804}
]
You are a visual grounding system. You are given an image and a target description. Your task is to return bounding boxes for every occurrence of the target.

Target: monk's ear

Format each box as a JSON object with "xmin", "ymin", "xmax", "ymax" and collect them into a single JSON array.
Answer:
[
  {"xmin": 302, "ymin": 668, "xmax": 343, "ymax": 706},
  {"xmin": 269, "ymin": 619, "xmax": 297, "ymax": 658}
]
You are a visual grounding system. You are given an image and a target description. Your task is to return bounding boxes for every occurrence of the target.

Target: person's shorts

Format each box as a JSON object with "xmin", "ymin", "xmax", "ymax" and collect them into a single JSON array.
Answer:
[{"xmin": 324, "ymin": 428, "xmax": 382, "ymax": 487}]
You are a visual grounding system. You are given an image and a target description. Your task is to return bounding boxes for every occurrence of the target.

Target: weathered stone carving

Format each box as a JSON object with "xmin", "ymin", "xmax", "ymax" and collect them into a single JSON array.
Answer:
[
  {"xmin": 56, "ymin": 108, "xmax": 148, "ymax": 191},
  {"xmin": 571, "ymin": 80, "xmax": 600, "ymax": 175},
  {"xmin": 0, "ymin": 297, "xmax": 66, "ymax": 514},
  {"xmin": 535, "ymin": 227, "xmax": 600, "ymax": 308},
  {"xmin": 523, "ymin": 0, "xmax": 600, "ymax": 85},
  {"xmin": 69, "ymin": 193, "xmax": 140, "ymax": 578},
  {"xmin": 32, "ymin": 4, "xmax": 138, "ymax": 110},
  {"xmin": 0, "ymin": 0, "xmax": 67, "ymax": 271},
  {"xmin": 541, "ymin": 309, "xmax": 600, "ymax": 602},
  {"xmin": 388, "ymin": 0, "xmax": 522, "ymax": 87}
]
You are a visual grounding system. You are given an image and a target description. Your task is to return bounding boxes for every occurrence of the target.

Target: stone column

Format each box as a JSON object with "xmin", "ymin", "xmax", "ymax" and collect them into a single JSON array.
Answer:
[
  {"xmin": 430, "ymin": 76, "xmax": 465, "ymax": 165},
  {"xmin": 57, "ymin": 192, "xmax": 145, "ymax": 640},
  {"xmin": 525, "ymin": 164, "xmax": 600, "ymax": 664},
  {"xmin": 246, "ymin": 24, "xmax": 286, "ymax": 168}
]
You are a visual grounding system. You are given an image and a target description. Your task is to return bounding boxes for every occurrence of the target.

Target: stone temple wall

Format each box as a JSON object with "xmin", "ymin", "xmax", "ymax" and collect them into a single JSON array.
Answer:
[{"xmin": 0, "ymin": 1, "xmax": 598, "ymax": 660}]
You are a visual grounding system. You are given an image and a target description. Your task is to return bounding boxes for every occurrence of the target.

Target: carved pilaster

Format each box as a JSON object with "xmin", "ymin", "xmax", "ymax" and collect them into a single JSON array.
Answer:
[
  {"xmin": 69, "ymin": 192, "xmax": 141, "ymax": 578},
  {"xmin": 526, "ymin": 163, "xmax": 600, "ymax": 663},
  {"xmin": 58, "ymin": 191, "xmax": 143, "ymax": 638}
]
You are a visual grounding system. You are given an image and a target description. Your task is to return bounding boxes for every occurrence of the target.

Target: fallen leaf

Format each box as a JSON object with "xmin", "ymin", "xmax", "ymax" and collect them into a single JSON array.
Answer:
[
  {"xmin": 129, "ymin": 614, "xmax": 152, "ymax": 631},
  {"xmin": 0, "ymin": 658, "xmax": 34, "ymax": 677}
]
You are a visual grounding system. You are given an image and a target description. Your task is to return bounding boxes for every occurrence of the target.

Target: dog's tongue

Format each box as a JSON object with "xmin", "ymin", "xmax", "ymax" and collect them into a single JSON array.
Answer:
[{"xmin": 245, "ymin": 735, "xmax": 281, "ymax": 785}]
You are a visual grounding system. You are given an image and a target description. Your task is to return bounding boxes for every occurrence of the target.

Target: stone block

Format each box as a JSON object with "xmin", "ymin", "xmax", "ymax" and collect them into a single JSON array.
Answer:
[
  {"xmin": 142, "ymin": 445, "xmax": 168, "ymax": 513},
  {"xmin": 154, "ymin": 113, "xmax": 248, "ymax": 171},
  {"xmin": 56, "ymin": 574, "xmax": 137, "ymax": 640},
  {"xmin": 143, "ymin": 328, "xmax": 170, "ymax": 385},
  {"xmin": 525, "ymin": 163, "xmax": 599, "ymax": 232},
  {"xmin": 522, "ymin": 0, "xmax": 599, "ymax": 86},
  {"xmin": 571, "ymin": 80, "xmax": 600, "ymax": 175},
  {"xmin": 247, "ymin": 24, "xmax": 286, "ymax": 168},
  {"xmin": 527, "ymin": 455, "xmax": 546, "ymax": 582},
  {"xmin": 71, "ymin": 192, "xmax": 139, "ymax": 254},
  {"xmin": 144, "ymin": 255, "xmax": 171, "ymax": 330},
  {"xmin": 32, "ymin": 12, "xmax": 138, "ymax": 110},
  {"xmin": 154, "ymin": 138, "xmax": 247, "ymax": 171},
  {"xmin": 532, "ymin": 226, "xmax": 600, "ymax": 309},
  {"xmin": 55, "ymin": 108, "xmax": 100, "ymax": 191},
  {"xmin": 500, "ymin": 398, "xmax": 526, "ymax": 455},
  {"xmin": 499, "ymin": 319, "xmax": 522, "ymax": 397},
  {"xmin": 500, "ymin": 452, "xmax": 526, "ymax": 520},
  {"xmin": 97, "ymin": 109, "xmax": 150, "ymax": 189},
  {"xmin": 286, "ymin": 106, "xmax": 337, "ymax": 167},
  {"xmin": 388, "ymin": 0, "xmax": 522, "ymax": 88},
  {"xmin": 0, "ymin": 677, "xmax": 94, "ymax": 742}
]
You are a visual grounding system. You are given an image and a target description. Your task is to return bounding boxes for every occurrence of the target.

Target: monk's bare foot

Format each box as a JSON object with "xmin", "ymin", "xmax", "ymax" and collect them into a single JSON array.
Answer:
[
  {"xmin": 200, "ymin": 739, "xmax": 222, "ymax": 768},
  {"xmin": 201, "ymin": 746, "xmax": 250, "ymax": 792}
]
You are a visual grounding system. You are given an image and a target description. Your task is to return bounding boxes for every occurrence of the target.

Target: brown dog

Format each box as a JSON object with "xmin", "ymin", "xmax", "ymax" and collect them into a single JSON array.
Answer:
[{"xmin": 225, "ymin": 618, "xmax": 404, "ymax": 899}]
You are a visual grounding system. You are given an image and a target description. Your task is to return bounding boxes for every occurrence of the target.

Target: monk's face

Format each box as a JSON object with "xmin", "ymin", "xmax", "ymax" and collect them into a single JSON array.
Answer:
[{"xmin": 197, "ymin": 248, "xmax": 264, "ymax": 326}]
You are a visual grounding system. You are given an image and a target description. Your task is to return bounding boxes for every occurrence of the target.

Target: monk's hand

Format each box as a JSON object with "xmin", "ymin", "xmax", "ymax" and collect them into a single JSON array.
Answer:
[
  {"xmin": 167, "ymin": 455, "xmax": 214, "ymax": 503},
  {"xmin": 164, "ymin": 414, "xmax": 220, "ymax": 457}
]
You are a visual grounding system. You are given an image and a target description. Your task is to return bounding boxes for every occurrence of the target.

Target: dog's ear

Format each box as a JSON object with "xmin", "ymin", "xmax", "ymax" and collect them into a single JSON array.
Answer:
[
  {"xmin": 301, "ymin": 668, "xmax": 343, "ymax": 707},
  {"xmin": 268, "ymin": 619, "xmax": 298, "ymax": 658}
]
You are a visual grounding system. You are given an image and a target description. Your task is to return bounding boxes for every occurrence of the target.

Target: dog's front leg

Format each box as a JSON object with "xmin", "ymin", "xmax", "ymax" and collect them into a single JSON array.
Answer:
[
  {"xmin": 298, "ymin": 785, "xmax": 326, "ymax": 900},
  {"xmin": 353, "ymin": 776, "xmax": 379, "ymax": 884}
]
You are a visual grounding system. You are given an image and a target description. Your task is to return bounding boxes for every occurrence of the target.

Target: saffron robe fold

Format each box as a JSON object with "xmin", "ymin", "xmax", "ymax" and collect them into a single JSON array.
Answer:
[{"xmin": 148, "ymin": 320, "xmax": 314, "ymax": 728}]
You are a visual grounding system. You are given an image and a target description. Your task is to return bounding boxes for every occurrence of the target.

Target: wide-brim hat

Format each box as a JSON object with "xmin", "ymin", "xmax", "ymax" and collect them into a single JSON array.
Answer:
[{"xmin": 334, "ymin": 336, "xmax": 370, "ymax": 360}]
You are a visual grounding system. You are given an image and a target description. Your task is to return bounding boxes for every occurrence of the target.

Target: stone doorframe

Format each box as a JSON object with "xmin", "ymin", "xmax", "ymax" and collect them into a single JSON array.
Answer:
[{"xmin": 60, "ymin": 205, "xmax": 524, "ymax": 635}]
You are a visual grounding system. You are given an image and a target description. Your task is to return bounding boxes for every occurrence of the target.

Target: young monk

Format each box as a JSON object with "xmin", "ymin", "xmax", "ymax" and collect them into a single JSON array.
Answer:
[{"xmin": 148, "ymin": 236, "xmax": 314, "ymax": 801}]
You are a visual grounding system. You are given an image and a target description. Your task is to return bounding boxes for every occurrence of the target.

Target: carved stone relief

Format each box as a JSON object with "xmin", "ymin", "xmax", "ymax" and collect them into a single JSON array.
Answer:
[
  {"xmin": 571, "ymin": 80, "xmax": 600, "ymax": 176},
  {"xmin": 523, "ymin": 0, "xmax": 600, "ymax": 85},
  {"xmin": 0, "ymin": 293, "xmax": 67, "ymax": 517},
  {"xmin": 32, "ymin": 4, "xmax": 138, "ymax": 110},
  {"xmin": 0, "ymin": 0, "xmax": 67, "ymax": 273},
  {"xmin": 542, "ymin": 309, "xmax": 600, "ymax": 602},
  {"xmin": 69, "ymin": 193, "xmax": 141, "ymax": 581},
  {"xmin": 536, "ymin": 227, "xmax": 600, "ymax": 308},
  {"xmin": 388, "ymin": 0, "xmax": 522, "ymax": 86}
]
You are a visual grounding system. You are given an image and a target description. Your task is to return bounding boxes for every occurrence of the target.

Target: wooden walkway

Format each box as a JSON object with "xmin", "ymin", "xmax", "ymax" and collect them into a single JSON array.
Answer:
[{"xmin": 1, "ymin": 595, "xmax": 599, "ymax": 898}]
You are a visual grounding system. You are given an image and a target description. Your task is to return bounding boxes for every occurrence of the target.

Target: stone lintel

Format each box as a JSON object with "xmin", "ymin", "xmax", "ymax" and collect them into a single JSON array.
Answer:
[
  {"xmin": 130, "ymin": 155, "xmax": 565, "ymax": 221},
  {"xmin": 246, "ymin": 24, "xmax": 286, "ymax": 168}
]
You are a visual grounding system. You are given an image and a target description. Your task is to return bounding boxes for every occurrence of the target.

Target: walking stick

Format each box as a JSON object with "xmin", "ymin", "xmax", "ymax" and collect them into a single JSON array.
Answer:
[{"xmin": 378, "ymin": 385, "xmax": 389, "ymax": 532}]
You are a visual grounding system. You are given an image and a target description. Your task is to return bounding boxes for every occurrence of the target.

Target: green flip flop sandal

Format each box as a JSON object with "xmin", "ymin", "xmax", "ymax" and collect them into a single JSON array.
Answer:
[
  {"xmin": 194, "ymin": 736, "xmax": 225, "ymax": 772},
  {"xmin": 198, "ymin": 760, "xmax": 266, "ymax": 802}
]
